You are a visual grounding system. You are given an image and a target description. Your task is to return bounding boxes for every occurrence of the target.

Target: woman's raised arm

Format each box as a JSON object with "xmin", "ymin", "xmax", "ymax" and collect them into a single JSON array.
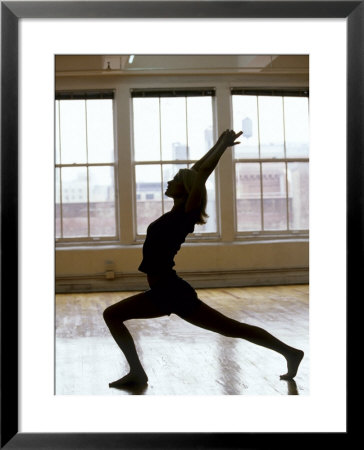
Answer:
[
  {"xmin": 185, "ymin": 130, "xmax": 242, "ymax": 213},
  {"xmin": 191, "ymin": 130, "xmax": 243, "ymax": 180}
]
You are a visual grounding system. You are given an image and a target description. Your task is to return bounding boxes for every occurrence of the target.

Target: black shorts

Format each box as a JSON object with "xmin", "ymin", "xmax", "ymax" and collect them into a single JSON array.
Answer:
[{"xmin": 144, "ymin": 274, "xmax": 202, "ymax": 316}]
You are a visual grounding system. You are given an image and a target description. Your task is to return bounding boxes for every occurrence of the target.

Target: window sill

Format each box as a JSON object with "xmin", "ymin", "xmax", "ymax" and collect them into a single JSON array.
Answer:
[
  {"xmin": 235, "ymin": 231, "xmax": 309, "ymax": 243},
  {"xmin": 56, "ymin": 234, "xmax": 308, "ymax": 251}
]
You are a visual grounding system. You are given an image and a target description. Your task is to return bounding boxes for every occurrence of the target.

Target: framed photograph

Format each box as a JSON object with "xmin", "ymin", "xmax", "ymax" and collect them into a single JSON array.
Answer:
[{"xmin": 2, "ymin": 1, "xmax": 358, "ymax": 448}]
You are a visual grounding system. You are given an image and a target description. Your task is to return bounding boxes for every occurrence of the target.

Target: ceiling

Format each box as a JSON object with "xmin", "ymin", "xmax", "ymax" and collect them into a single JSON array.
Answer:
[{"xmin": 55, "ymin": 54, "xmax": 309, "ymax": 76}]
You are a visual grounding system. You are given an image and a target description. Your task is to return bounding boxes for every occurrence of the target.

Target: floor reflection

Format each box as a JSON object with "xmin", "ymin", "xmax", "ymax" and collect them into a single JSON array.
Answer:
[
  {"xmin": 217, "ymin": 334, "xmax": 243, "ymax": 395},
  {"xmin": 285, "ymin": 379, "xmax": 299, "ymax": 395},
  {"xmin": 109, "ymin": 383, "xmax": 149, "ymax": 395}
]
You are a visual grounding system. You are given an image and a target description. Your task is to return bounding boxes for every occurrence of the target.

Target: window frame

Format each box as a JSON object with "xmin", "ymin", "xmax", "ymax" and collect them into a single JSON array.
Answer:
[
  {"xmin": 130, "ymin": 88, "xmax": 220, "ymax": 242},
  {"xmin": 231, "ymin": 88, "xmax": 309, "ymax": 240},
  {"xmin": 55, "ymin": 90, "xmax": 120, "ymax": 245}
]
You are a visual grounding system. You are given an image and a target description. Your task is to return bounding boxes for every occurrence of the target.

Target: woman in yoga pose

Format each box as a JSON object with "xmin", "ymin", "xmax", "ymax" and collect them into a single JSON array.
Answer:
[{"xmin": 103, "ymin": 129, "xmax": 304, "ymax": 388}]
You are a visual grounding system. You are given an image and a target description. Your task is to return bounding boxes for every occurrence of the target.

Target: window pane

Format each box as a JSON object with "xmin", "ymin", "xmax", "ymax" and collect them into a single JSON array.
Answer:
[
  {"xmin": 160, "ymin": 98, "xmax": 187, "ymax": 160},
  {"xmin": 55, "ymin": 101, "xmax": 60, "ymax": 165},
  {"xmin": 259, "ymin": 97, "xmax": 285, "ymax": 159},
  {"xmin": 135, "ymin": 165, "xmax": 162, "ymax": 234},
  {"xmin": 87, "ymin": 100, "xmax": 114, "ymax": 163},
  {"xmin": 232, "ymin": 95, "xmax": 259, "ymax": 159},
  {"xmin": 59, "ymin": 100, "xmax": 87, "ymax": 164},
  {"xmin": 61, "ymin": 167, "xmax": 88, "ymax": 237},
  {"xmin": 235, "ymin": 163, "xmax": 262, "ymax": 231},
  {"xmin": 89, "ymin": 166, "xmax": 116, "ymax": 236},
  {"xmin": 287, "ymin": 162, "xmax": 309, "ymax": 230},
  {"xmin": 194, "ymin": 171, "xmax": 217, "ymax": 233},
  {"xmin": 262, "ymin": 162, "xmax": 287, "ymax": 230},
  {"xmin": 162, "ymin": 163, "xmax": 188, "ymax": 213},
  {"xmin": 133, "ymin": 98, "xmax": 160, "ymax": 161},
  {"xmin": 187, "ymin": 97, "xmax": 214, "ymax": 161},
  {"xmin": 284, "ymin": 97, "xmax": 309, "ymax": 158},
  {"xmin": 55, "ymin": 168, "xmax": 61, "ymax": 238}
]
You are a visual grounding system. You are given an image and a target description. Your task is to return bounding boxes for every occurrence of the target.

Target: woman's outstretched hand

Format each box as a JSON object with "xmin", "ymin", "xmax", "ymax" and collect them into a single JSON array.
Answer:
[
  {"xmin": 191, "ymin": 129, "xmax": 243, "ymax": 176},
  {"xmin": 219, "ymin": 129, "xmax": 243, "ymax": 147}
]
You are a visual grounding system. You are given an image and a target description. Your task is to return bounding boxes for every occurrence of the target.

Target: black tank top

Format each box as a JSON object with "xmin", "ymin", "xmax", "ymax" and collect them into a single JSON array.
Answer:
[{"xmin": 138, "ymin": 208, "xmax": 199, "ymax": 276}]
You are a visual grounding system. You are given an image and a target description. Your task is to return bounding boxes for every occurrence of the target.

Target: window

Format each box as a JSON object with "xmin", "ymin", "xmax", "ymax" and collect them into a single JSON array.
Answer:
[
  {"xmin": 55, "ymin": 91, "xmax": 117, "ymax": 241},
  {"xmin": 131, "ymin": 89, "xmax": 217, "ymax": 236},
  {"xmin": 232, "ymin": 90, "xmax": 309, "ymax": 234}
]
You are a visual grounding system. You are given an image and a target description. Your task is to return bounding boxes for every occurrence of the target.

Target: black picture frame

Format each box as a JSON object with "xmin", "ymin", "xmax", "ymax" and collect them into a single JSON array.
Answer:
[{"xmin": 1, "ymin": 1, "xmax": 357, "ymax": 448}]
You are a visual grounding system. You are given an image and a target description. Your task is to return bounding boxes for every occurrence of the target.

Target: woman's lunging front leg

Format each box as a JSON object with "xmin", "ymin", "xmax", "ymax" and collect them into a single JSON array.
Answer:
[
  {"xmin": 179, "ymin": 302, "xmax": 304, "ymax": 379},
  {"xmin": 103, "ymin": 318, "xmax": 148, "ymax": 387},
  {"xmin": 103, "ymin": 292, "xmax": 166, "ymax": 387}
]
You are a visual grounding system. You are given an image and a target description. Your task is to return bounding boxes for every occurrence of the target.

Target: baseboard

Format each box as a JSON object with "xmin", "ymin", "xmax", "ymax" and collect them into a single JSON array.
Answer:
[{"xmin": 55, "ymin": 267, "xmax": 309, "ymax": 293}]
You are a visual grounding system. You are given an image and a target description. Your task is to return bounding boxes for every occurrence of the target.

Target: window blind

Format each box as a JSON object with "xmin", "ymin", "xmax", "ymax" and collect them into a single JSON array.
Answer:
[
  {"xmin": 231, "ymin": 88, "xmax": 309, "ymax": 97},
  {"xmin": 131, "ymin": 89, "xmax": 216, "ymax": 98},
  {"xmin": 55, "ymin": 91, "xmax": 115, "ymax": 100}
]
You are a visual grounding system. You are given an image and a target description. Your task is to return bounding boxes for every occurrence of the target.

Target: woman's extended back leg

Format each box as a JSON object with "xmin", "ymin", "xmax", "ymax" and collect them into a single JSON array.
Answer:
[{"xmin": 177, "ymin": 301, "xmax": 303, "ymax": 379}]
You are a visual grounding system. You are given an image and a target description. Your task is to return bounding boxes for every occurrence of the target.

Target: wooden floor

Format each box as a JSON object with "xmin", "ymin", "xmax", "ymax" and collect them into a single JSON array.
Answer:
[{"xmin": 56, "ymin": 285, "xmax": 309, "ymax": 396}]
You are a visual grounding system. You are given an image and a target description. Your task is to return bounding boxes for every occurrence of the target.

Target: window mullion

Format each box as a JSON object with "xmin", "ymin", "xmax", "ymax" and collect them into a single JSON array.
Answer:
[
  {"xmin": 234, "ymin": 158, "xmax": 309, "ymax": 164},
  {"xmin": 282, "ymin": 97, "xmax": 290, "ymax": 231},
  {"xmin": 256, "ymin": 96, "xmax": 261, "ymax": 159},
  {"xmin": 160, "ymin": 163, "xmax": 164, "ymax": 214},
  {"xmin": 257, "ymin": 96, "xmax": 264, "ymax": 231},
  {"xmin": 55, "ymin": 162, "xmax": 115, "ymax": 168},
  {"xmin": 57, "ymin": 101, "xmax": 64, "ymax": 239},
  {"xmin": 158, "ymin": 97, "xmax": 165, "ymax": 214},
  {"xmin": 285, "ymin": 162, "xmax": 290, "ymax": 230},
  {"xmin": 59, "ymin": 168, "xmax": 64, "ymax": 239},
  {"xmin": 85, "ymin": 100, "xmax": 91, "ymax": 238},
  {"xmin": 259, "ymin": 162, "xmax": 264, "ymax": 231},
  {"xmin": 86, "ymin": 167, "xmax": 91, "ymax": 237},
  {"xmin": 133, "ymin": 159, "xmax": 195, "ymax": 165}
]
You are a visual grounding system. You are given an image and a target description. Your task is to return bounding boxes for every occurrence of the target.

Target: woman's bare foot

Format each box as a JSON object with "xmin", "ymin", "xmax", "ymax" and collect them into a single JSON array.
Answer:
[
  {"xmin": 280, "ymin": 349, "xmax": 304, "ymax": 380},
  {"xmin": 109, "ymin": 371, "xmax": 148, "ymax": 388}
]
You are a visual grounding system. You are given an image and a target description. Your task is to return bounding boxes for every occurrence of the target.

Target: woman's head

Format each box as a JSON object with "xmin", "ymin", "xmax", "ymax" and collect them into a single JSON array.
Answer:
[{"xmin": 166, "ymin": 168, "xmax": 208, "ymax": 225}]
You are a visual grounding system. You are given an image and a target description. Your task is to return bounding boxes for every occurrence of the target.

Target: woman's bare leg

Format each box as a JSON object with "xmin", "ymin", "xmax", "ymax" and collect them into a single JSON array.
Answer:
[
  {"xmin": 178, "ymin": 302, "xmax": 303, "ymax": 379},
  {"xmin": 103, "ymin": 292, "xmax": 166, "ymax": 387}
]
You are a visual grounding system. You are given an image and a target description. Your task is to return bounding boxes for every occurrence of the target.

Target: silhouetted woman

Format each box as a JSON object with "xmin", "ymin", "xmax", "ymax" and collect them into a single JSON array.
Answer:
[{"xmin": 103, "ymin": 130, "xmax": 304, "ymax": 388}]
